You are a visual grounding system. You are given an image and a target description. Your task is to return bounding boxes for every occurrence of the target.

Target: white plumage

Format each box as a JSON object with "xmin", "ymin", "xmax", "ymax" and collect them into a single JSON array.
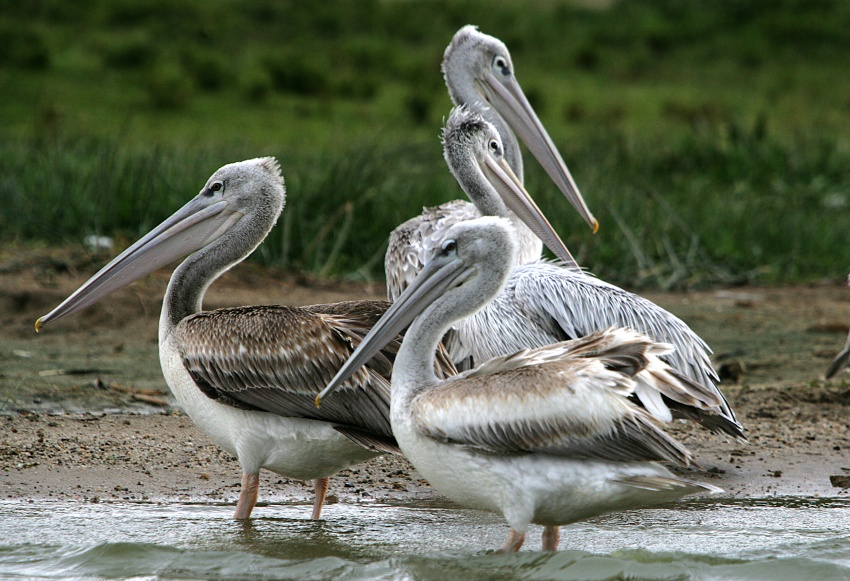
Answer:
[
  {"xmin": 385, "ymin": 25, "xmax": 597, "ymax": 300},
  {"xmin": 437, "ymin": 107, "xmax": 742, "ymax": 438},
  {"xmin": 37, "ymin": 158, "xmax": 454, "ymax": 521},
  {"xmin": 320, "ymin": 217, "xmax": 720, "ymax": 552}
]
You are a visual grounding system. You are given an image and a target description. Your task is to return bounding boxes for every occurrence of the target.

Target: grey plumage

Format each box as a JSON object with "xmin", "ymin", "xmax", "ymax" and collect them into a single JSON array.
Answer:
[
  {"xmin": 424, "ymin": 107, "xmax": 743, "ymax": 440},
  {"xmin": 385, "ymin": 25, "xmax": 597, "ymax": 302},
  {"xmin": 319, "ymin": 217, "xmax": 720, "ymax": 552},
  {"xmin": 37, "ymin": 157, "xmax": 459, "ymax": 520},
  {"xmin": 444, "ymin": 261, "xmax": 742, "ymax": 437},
  {"xmin": 416, "ymin": 330, "xmax": 695, "ymax": 467},
  {"xmin": 385, "ymin": 201, "xmax": 480, "ymax": 302}
]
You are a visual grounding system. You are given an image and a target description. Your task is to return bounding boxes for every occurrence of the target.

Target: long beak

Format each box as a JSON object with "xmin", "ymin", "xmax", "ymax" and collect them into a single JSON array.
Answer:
[
  {"xmin": 35, "ymin": 196, "xmax": 241, "ymax": 331},
  {"xmin": 482, "ymin": 72, "xmax": 598, "ymax": 234},
  {"xmin": 316, "ymin": 256, "xmax": 468, "ymax": 407},
  {"xmin": 481, "ymin": 153, "xmax": 578, "ymax": 268}
]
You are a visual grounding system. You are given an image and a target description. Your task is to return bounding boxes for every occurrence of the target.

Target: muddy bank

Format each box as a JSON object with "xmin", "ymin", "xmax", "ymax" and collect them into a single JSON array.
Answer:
[
  {"xmin": 2, "ymin": 247, "xmax": 850, "ymax": 508},
  {"xmin": 1, "ymin": 382, "xmax": 849, "ymax": 510}
]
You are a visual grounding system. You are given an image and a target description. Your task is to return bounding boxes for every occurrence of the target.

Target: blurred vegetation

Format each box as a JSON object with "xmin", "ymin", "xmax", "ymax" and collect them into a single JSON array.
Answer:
[{"xmin": 1, "ymin": 0, "xmax": 849, "ymax": 288}]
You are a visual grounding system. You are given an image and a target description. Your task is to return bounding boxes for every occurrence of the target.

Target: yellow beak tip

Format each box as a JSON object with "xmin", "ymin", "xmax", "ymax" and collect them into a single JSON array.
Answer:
[
  {"xmin": 34, "ymin": 317, "xmax": 43, "ymax": 333},
  {"xmin": 314, "ymin": 395, "xmax": 322, "ymax": 409},
  {"xmin": 592, "ymin": 220, "xmax": 599, "ymax": 234}
]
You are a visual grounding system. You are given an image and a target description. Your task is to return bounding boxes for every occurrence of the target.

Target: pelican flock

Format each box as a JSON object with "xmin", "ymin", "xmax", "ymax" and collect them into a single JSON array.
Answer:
[
  {"xmin": 36, "ymin": 157, "xmax": 454, "ymax": 520},
  {"xmin": 31, "ymin": 23, "xmax": 754, "ymax": 555},
  {"xmin": 385, "ymin": 25, "xmax": 598, "ymax": 299},
  {"xmin": 386, "ymin": 28, "xmax": 742, "ymax": 440},
  {"xmin": 439, "ymin": 106, "xmax": 743, "ymax": 440},
  {"xmin": 318, "ymin": 217, "xmax": 720, "ymax": 552}
]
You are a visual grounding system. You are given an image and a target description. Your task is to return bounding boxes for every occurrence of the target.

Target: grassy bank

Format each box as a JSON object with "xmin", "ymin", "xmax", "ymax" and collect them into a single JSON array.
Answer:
[
  {"xmin": 4, "ymin": 122, "xmax": 849, "ymax": 288},
  {"xmin": 2, "ymin": 0, "xmax": 850, "ymax": 288}
]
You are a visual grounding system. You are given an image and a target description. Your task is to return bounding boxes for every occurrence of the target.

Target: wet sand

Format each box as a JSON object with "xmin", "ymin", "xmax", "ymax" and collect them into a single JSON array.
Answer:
[{"xmin": 2, "ymin": 246, "xmax": 850, "ymax": 510}]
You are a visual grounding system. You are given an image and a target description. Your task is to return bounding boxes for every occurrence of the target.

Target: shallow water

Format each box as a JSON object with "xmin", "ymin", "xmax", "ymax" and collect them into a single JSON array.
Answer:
[{"xmin": 1, "ymin": 497, "xmax": 849, "ymax": 580}]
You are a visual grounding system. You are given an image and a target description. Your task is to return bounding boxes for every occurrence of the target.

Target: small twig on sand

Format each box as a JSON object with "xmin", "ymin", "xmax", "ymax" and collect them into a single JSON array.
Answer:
[{"xmin": 131, "ymin": 393, "xmax": 169, "ymax": 406}]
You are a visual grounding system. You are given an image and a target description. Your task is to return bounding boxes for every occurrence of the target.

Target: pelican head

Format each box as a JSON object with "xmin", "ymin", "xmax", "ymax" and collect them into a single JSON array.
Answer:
[
  {"xmin": 36, "ymin": 157, "xmax": 284, "ymax": 331},
  {"xmin": 443, "ymin": 105, "xmax": 576, "ymax": 266},
  {"xmin": 442, "ymin": 25, "xmax": 598, "ymax": 234},
  {"xmin": 318, "ymin": 216, "xmax": 516, "ymax": 406}
]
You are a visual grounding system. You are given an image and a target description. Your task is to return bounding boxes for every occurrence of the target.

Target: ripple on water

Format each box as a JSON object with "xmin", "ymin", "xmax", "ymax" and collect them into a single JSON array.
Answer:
[{"xmin": 0, "ymin": 498, "xmax": 848, "ymax": 580}]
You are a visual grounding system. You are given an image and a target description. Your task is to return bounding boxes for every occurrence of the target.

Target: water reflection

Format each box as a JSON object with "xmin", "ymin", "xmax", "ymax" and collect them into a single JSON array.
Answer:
[
  {"xmin": 207, "ymin": 501, "xmax": 505, "ymax": 561},
  {"xmin": 0, "ymin": 498, "xmax": 849, "ymax": 579}
]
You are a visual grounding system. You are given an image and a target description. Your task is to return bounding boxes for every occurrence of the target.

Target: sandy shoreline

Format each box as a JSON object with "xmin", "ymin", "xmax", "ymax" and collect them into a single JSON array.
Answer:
[
  {"xmin": 2, "ymin": 382, "xmax": 849, "ymax": 510},
  {"xmin": 0, "ymin": 412, "xmax": 437, "ymax": 510},
  {"xmin": 2, "ymin": 253, "xmax": 850, "ymax": 511}
]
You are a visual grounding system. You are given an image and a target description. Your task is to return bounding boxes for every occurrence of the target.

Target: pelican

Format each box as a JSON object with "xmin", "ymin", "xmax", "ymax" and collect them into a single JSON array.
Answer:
[
  {"xmin": 826, "ymin": 275, "xmax": 850, "ymax": 378},
  {"xmin": 385, "ymin": 25, "xmax": 598, "ymax": 300},
  {"xmin": 826, "ymin": 331, "xmax": 850, "ymax": 378},
  {"xmin": 439, "ymin": 106, "xmax": 743, "ymax": 438},
  {"xmin": 35, "ymin": 157, "xmax": 454, "ymax": 520},
  {"xmin": 318, "ymin": 217, "xmax": 721, "ymax": 553}
]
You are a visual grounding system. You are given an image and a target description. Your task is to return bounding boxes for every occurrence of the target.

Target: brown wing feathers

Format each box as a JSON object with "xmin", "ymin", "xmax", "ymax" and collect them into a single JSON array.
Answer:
[{"xmin": 176, "ymin": 305, "xmax": 393, "ymax": 434}]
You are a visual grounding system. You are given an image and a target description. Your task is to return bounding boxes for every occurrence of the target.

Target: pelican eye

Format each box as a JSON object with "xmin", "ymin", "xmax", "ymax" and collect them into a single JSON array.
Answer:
[
  {"xmin": 492, "ymin": 55, "xmax": 510, "ymax": 75},
  {"xmin": 204, "ymin": 181, "xmax": 224, "ymax": 197},
  {"xmin": 488, "ymin": 138, "xmax": 500, "ymax": 154},
  {"xmin": 442, "ymin": 239, "xmax": 457, "ymax": 254}
]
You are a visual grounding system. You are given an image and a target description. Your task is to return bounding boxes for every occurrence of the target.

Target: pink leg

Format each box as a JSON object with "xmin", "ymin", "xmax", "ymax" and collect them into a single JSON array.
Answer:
[
  {"xmin": 234, "ymin": 472, "xmax": 260, "ymax": 520},
  {"xmin": 496, "ymin": 528, "xmax": 526, "ymax": 553},
  {"xmin": 542, "ymin": 525, "xmax": 560, "ymax": 551},
  {"xmin": 311, "ymin": 477, "xmax": 330, "ymax": 520}
]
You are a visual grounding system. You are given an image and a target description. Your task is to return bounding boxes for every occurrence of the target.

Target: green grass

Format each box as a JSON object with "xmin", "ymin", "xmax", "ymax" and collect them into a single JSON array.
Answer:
[
  {"xmin": 2, "ymin": 0, "xmax": 850, "ymax": 288},
  {"xmin": 5, "ymin": 121, "xmax": 849, "ymax": 288}
]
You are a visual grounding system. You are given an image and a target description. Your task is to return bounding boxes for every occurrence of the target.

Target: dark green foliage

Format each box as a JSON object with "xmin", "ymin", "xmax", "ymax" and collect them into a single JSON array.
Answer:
[
  {"xmin": 0, "ymin": 24, "xmax": 50, "ymax": 69},
  {"xmin": 574, "ymin": 47, "xmax": 599, "ymax": 71},
  {"xmin": 183, "ymin": 51, "xmax": 229, "ymax": 91},
  {"xmin": 404, "ymin": 93, "xmax": 432, "ymax": 126},
  {"xmin": 263, "ymin": 53, "xmax": 330, "ymax": 97},
  {"xmin": 334, "ymin": 76, "xmax": 378, "ymax": 101},
  {"xmin": 241, "ymin": 69, "xmax": 272, "ymax": 104},
  {"xmin": 3, "ymin": 126, "xmax": 849, "ymax": 288},
  {"xmin": 0, "ymin": 137, "xmax": 454, "ymax": 282},
  {"xmin": 101, "ymin": 37, "xmax": 157, "ymax": 69},
  {"xmin": 146, "ymin": 63, "xmax": 193, "ymax": 109},
  {"xmin": 2, "ymin": 0, "xmax": 850, "ymax": 287}
]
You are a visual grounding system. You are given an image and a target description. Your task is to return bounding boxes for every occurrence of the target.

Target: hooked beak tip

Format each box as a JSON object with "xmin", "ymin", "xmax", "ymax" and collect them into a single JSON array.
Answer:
[
  {"xmin": 314, "ymin": 394, "xmax": 322, "ymax": 409},
  {"xmin": 34, "ymin": 317, "xmax": 44, "ymax": 333},
  {"xmin": 592, "ymin": 219, "xmax": 599, "ymax": 234}
]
